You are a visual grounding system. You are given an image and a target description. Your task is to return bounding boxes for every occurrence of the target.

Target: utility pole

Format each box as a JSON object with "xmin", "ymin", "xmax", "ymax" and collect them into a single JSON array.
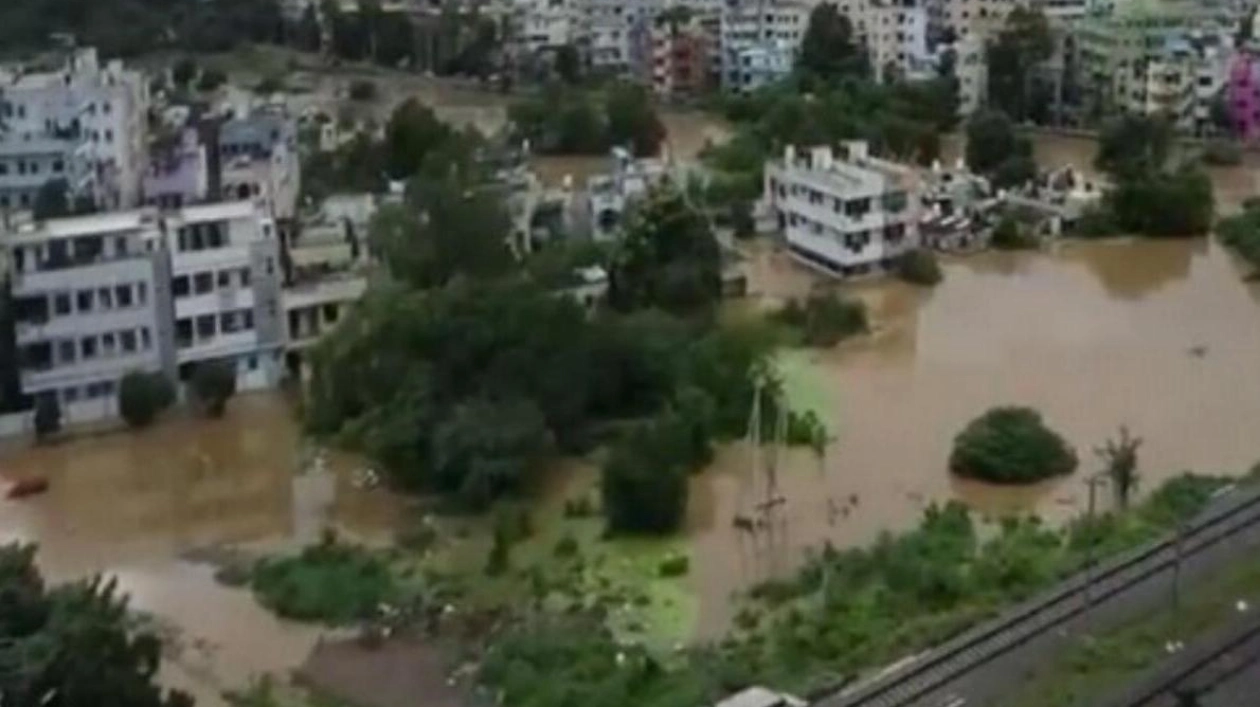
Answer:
[{"xmin": 1084, "ymin": 473, "xmax": 1108, "ymax": 607}]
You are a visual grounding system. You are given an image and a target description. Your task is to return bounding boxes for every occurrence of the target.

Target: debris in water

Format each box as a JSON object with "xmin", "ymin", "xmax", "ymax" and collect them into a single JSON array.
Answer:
[{"xmin": 1188, "ymin": 345, "xmax": 1208, "ymax": 358}]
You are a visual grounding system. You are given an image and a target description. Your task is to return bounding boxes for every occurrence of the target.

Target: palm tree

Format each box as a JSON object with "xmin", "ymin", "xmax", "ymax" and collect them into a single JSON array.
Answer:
[{"xmin": 1095, "ymin": 426, "xmax": 1143, "ymax": 510}]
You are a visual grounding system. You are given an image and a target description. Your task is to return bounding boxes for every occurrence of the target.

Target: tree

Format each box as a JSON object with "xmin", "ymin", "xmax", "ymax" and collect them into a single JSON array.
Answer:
[
  {"xmin": 0, "ymin": 543, "xmax": 193, "ymax": 707},
  {"xmin": 33, "ymin": 179, "xmax": 71, "ymax": 220},
  {"xmin": 966, "ymin": 109, "xmax": 1036, "ymax": 187},
  {"xmin": 554, "ymin": 43, "xmax": 582, "ymax": 84},
  {"xmin": 1096, "ymin": 114, "xmax": 1173, "ymax": 179},
  {"xmin": 896, "ymin": 248, "xmax": 943, "ymax": 285},
  {"xmin": 172, "ymin": 58, "xmax": 198, "ymax": 88},
  {"xmin": 991, "ymin": 215, "xmax": 1035, "ymax": 250},
  {"xmin": 601, "ymin": 412, "xmax": 694, "ymax": 534},
  {"xmin": 1106, "ymin": 165, "xmax": 1214, "ymax": 237},
  {"xmin": 604, "ymin": 82, "xmax": 665, "ymax": 157},
  {"xmin": 295, "ymin": 3, "xmax": 322, "ymax": 52},
  {"xmin": 191, "ymin": 359, "xmax": 237, "ymax": 417},
  {"xmin": 607, "ymin": 185, "xmax": 722, "ymax": 314},
  {"xmin": 33, "ymin": 393, "xmax": 60, "ymax": 441},
  {"xmin": 1096, "ymin": 426, "xmax": 1142, "ymax": 509},
  {"xmin": 383, "ymin": 99, "xmax": 452, "ymax": 179},
  {"xmin": 949, "ymin": 406, "xmax": 1077, "ymax": 484},
  {"xmin": 432, "ymin": 396, "xmax": 554, "ymax": 509},
  {"xmin": 369, "ymin": 178, "xmax": 513, "ymax": 289},
  {"xmin": 349, "ymin": 79, "xmax": 378, "ymax": 101},
  {"xmin": 196, "ymin": 68, "xmax": 227, "ymax": 92},
  {"xmin": 118, "ymin": 371, "xmax": 175, "ymax": 429},
  {"xmin": 799, "ymin": 3, "xmax": 867, "ymax": 83},
  {"xmin": 986, "ymin": 6, "xmax": 1053, "ymax": 123}
]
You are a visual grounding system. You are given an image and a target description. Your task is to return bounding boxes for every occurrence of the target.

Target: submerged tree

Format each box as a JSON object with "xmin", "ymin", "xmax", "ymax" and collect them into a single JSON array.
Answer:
[
  {"xmin": 949, "ymin": 406, "xmax": 1077, "ymax": 484},
  {"xmin": 1096, "ymin": 426, "xmax": 1142, "ymax": 509}
]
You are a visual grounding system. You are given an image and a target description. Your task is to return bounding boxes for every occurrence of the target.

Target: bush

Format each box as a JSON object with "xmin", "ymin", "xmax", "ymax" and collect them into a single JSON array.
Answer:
[
  {"xmin": 601, "ymin": 413, "xmax": 694, "ymax": 535},
  {"xmin": 658, "ymin": 553, "xmax": 690, "ymax": 577},
  {"xmin": 772, "ymin": 292, "xmax": 868, "ymax": 347},
  {"xmin": 251, "ymin": 537, "xmax": 396, "ymax": 624},
  {"xmin": 897, "ymin": 248, "xmax": 943, "ymax": 285},
  {"xmin": 349, "ymin": 79, "xmax": 378, "ymax": 101},
  {"xmin": 1071, "ymin": 204, "xmax": 1121, "ymax": 239},
  {"xmin": 191, "ymin": 359, "xmax": 237, "ymax": 417},
  {"xmin": 1201, "ymin": 139, "xmax": 1242, "ymax": 166},
  {"xmin": 118, "ymin": 371, "xmax": 175, "ymax": 428},
  {"xmin": 554, "ymin": 534, "xmax": 580, "ymax": 558},
  {"xmin": 991, "ymin": 216, "xmax": 1036, "ymax": 250},
  {"xmin": 197, "ymin": 68, "xmax": 227, "ymax": 92},
  {"xmin": 33, "ymin": 394, "xmax": 61, "ymax": 441},
  {"xmin": 949, "ymin": 406, "xmax": 1077, "ymax": 484}
]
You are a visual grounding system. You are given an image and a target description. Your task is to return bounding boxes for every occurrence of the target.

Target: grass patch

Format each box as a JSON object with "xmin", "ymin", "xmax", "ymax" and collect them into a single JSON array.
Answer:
[{"xmin": 1008, "ymin": 555, "xmax": 1260, "ymax": 707}]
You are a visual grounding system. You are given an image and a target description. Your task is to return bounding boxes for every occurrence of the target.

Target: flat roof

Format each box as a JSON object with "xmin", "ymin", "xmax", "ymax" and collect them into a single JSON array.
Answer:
[{"xmin": 177, "ymin": 200, "xmax": 260, "ymax": 223}]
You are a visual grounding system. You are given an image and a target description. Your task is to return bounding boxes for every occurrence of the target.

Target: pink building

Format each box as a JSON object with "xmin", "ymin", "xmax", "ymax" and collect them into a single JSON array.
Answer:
[{"xmin": 1228, "ymin": 53, "xmax": 1260, "ymax": 142}]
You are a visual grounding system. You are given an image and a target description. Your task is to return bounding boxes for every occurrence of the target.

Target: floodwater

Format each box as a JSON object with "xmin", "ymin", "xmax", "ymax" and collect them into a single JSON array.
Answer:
[
  {"xmin": 691, "ymin": 233, "xmax": 1260, "ymax": 635},
  {"xmin": 0, "ymin": 394, "xmax": 408, "ymax": 705}
]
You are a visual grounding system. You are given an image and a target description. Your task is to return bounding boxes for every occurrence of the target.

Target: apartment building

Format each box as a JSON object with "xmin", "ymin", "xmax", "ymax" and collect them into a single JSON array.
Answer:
[
  {"xmin": 166, "ymin": 201, "xmax": 285, "ymax": 391},
  {"xmin": 651, "ymin": 18, "xmax": 716, "ymax": 97},
  {"xmin": 143, "ymin": 129, "xmax": 210, "ymax": 209},
  {"xmin": 517, "ymin": 0, "xmax": 584, "ymax": 54},
  {"xmin": 929, "ymin": 0, "xmax": 1022, "ymax": 41},
  {"xmin": 217, "ymin": 113, "xmax": 301, "ymax": 221},
  {"xmin": 763, "ymin": 142, "xmax": 921, "ymax": 279},
  {"xmin": 3, "ymin": 201, "xmax": 283, "ymax": 423},
  {"xmin": 1074, "ymin": 0, "xmax": 1238, "ymax": 129},
  {"xmin": 6, "ymin": 211, "xmax": 169, "ymax": 422},
  {"xmin": 832, "ymin": 0, "xmax": 934, "ymax": 80},
  {"xmin": 0, "ymin": 48, "xmax": 149, "ymax": 212},
  {"xmin": 586, "ymin": 0, "xmax": 657, "ymax": 76},
  {"xmin": 720, "ymin": 0, "xmax": 807, "ymax": 90}
]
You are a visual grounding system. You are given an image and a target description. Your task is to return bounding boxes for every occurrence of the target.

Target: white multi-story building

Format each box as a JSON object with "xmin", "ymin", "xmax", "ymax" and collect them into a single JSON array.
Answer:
[
  {"xmin": 0, "ymin": 48, "xmax": 149, "ymax": 212},
  {"xmin": 720, "ymin": 0, "xmax": 808, "ymax": 90},
  {"xmin": 166, "ymin": 201, "xmax": 286, "ymax": 391},
  {"xmin": 217, "ymin": 112, "xmax": 301, "ymax": 222},
  {"xmin": 6, "ymin": 211, "xmax": 167, "ymax": 423},
  {"xmin": 833, "ymin": 0, "xmax": 934, "ymax": 80},
  {"xmin": 2, "ymin": 200, "xmax": 287, "ymax": 423},
  {"xmin": 518, "ymin": 0, "xmax": 585, "ymax": 54},
  {"xmin": 763, "ymin": 142, "xmax": 921, "ymax": 279}
]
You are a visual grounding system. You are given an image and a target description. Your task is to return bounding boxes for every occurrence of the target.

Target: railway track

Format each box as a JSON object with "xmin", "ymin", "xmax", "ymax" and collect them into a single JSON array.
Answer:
[
  {"xmin": 1096, "ymin": 608, "xmax": 1260, "ymax": 707},
  {"xmin": 815, "ymin": 485, "xmax": 1260, "ymax": 707}
]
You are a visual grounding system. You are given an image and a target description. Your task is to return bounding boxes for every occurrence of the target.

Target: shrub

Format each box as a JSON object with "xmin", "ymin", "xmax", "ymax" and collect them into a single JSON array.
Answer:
[
  {"xmin": 1202, "ymin": 139, "xmax": 1242, "ymax": 166},
  {"xmin": 251, "ymin": 538, "xmax": 396, "ymax": 624},
  {"xmin": 33, "ymin": 394, "xmax": 61, "ymax": 441},
  {"xmin": 601, "ymin": 414, "xmax": 693, "ymax": 535},
  {"xmin": 191, "ymin": 359, "xmax": 237, "ymax": 417},
  {"xmin": 118, "ymin": 371, "xmax": 175, "ymax": 428},
  {"xmin": 554, "ymin": 534, "xmax": 580, "ymax": 558},
  {"xmin": 897, "ymin": 248, "xmax": 943, "ymax": 285},
  {"xmin": 197, "ymin": 68, "xmax": 227, "ymax": 92},
  {"xmin": 658, "ymin": 553, "xmax": 690, "ymax": 577},
  {"xmin": 349, "ymin": 79, "xmax": 378, "ymax": 101},
  {"xmin": 772, "ymin": 292, "xmax": 868, "ymax": 347},
  {"xmin": 991, "ymin": 215, "xmax": 1036, "ymax": 250},
  {"xmin": 949, "ymin": 406, "xmax": 1077, "ymax": 484}
]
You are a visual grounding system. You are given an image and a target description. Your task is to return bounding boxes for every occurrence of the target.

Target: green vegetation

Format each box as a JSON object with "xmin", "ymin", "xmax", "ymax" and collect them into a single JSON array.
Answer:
[
  {"xmin": 509, "ymin": 82, "xmax": 666, "ymax": 157},
  {"xmin": 771, "ymin": 292, "xmax": 868, "ymax": 348},
  {"xmin": 950, "ymin": 406, "xmax": 1077, "ymax": 484},
  {"xmin": 992, "ymin": 215, "xmax": 1038, "ymax": 250},
  {"xmin": 1090, "ymin": 115, "xmax": 1215, "ymax": 238},
  {"xmin": 1216, "ymin": 198, "xmax": 1260, "ymax": 270},
  {"xmin": 0, "ymin": 543, "xmax": 193, "ymax": 707},
  {"xmin": 1096, "ymin": 426, "xmax": 1143, "ymax": 510},
  {"xmin": 896, "ymin": 248, "xmax": 943, "ymax": 285},
  {"xmin": 251, "ymin": 533, "xmax": 397, "ymax": 624},
  {"xmin": 966, "ymin": 110, "xmax": 1036, "ymax": 189},
  {"xmin": 607, "ymin": 187, "xmax": 722, "ymax": 314},
  {"xmin": 986, "ymin": 7, "xmax": 1054, "ymax": 124},
  {"xmin": 1009, "ymin": 549, "xmax": 1260, "ymax": 707},
  {"xmin": 478, "ymin": 473, "xmax": 1234, "ymax": 704},
  {"xmin": 191, "ymin": 359, "xmax": 238, "ymax": 417},
  {"xmin": 798, "ymin": 3, "xmax": 869, "ymax": 84},
  {"xmin": 1201, "ymin": 139, "xmax": 1243, "ymax": 166},
  {"xmin": 602, "ymin": 409, "xmax": 709, "ymax": 535},
  {"xmin": 119, "ymin": 371, "xmax": 176, "ymax": 429}
]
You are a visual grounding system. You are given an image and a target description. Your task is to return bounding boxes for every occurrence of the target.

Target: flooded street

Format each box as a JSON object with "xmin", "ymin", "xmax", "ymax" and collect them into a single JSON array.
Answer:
[{"xmin": 0, "ymin": 394, "xmax": 407, "ymax": 704}]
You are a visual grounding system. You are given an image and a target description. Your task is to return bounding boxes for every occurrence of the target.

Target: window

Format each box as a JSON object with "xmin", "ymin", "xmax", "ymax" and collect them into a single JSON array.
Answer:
[
  {"xmin": 63, "ymin": 387, "xmax": 79, "ymax": 404},
  {"xmin": 115, "ymin": 236, "xmax": 127, "ymax": 256},
  {"xmin": 322, "ymin": 304, "xmax": 340, "ymax": 323},
  {"xmin": 98, "ymin": 287, "xmax": 113, "ymax": 309},
  {"xmin": 54, "ymin": 293, "xmax": 71, "ymax": 315},
  {"xmin": 243, "ymin": 309, "xmax": 254, "ymax": 330},
  {"xmin": 120, "ymin": 330, "xmax": 137, "ymax": 353},
  {"xmin": 247, "ymin": 355, "xmax": 258, "ymax": 371},
  {"xmin": 221, "ymin": 311, "xmax": 240, "ymax": 334},
  {"xmin": 137, "ymin": 282, "xmax": 147, "ymax": 304},
  {"xmin": 102, "ymin": 332, "xmax": 116, "ymax": 355},
  {"xmin": 217, "ymin": 270, "xmax": 231, "ymax": 288},
  {"xmin": 196, "ymin": 314, "xmax": 215, "ymax": 340},
  {"xmin": 240, "ymin": 267, "xmax": 251, "ymax": 287},
  {"xmin": 76, "ymin": 290, "xmax": 93, "ymax": 313},
  {"xmin": 116, "ymin": 284, "xmax": 133, "ymax": 307},
  {"xmin": 194, "ymin": 272, "xmax": 213, "ymax": 294},
  {"xmin": 175, "ymin": 319, "xmax": 192, "ymax": 348},
  {"xmin": 52, "ymin": 159, "xmax": 63, "ymax": 173},
  {"xmin": 58, "ymin": 340, "xmax": 76, "ymax": 364},
  {"xmin": 265, "ymin": 258, "xmax": 274, "ymax": 275},
  {"xmin": 173, "ymin": 275, "xmax": 190, "ymax": 297},
  {"xmin": 207, "ymin": 222, "xmax": 225, "ymax": 248},
  {"xmin": 81, "ymin": 336, "xmax": 97, "ymax": 360}
]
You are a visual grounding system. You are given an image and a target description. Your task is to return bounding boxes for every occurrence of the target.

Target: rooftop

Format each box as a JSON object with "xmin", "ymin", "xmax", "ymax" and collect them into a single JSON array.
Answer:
[
  {"xmin": 5, "ymin": 209, "xmax": 156, "ymax": 246},
  {"xmin": 177, "ymin": 200, "xmax": 262, "ymax": 224}
]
